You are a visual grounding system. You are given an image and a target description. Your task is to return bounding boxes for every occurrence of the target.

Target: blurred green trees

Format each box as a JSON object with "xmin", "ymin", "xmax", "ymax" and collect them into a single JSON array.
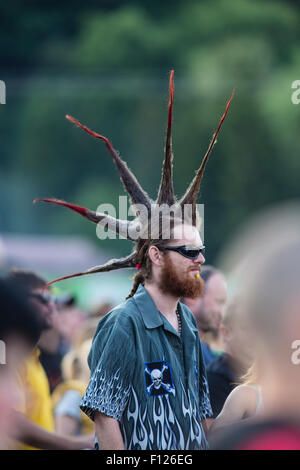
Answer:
[{"xmin": 1, "ymin": 0, "xmax": 300, "ymax": 263}]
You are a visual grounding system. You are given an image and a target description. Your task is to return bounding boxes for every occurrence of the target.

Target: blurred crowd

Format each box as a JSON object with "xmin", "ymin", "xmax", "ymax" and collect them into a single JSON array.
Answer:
[
  {"xmin": 0, "ymin": 269, "xmax": 112, "ymax": 449},
  {"xmin": 0, "ymin": 202, "xmax": 300, "ymax": 450}
]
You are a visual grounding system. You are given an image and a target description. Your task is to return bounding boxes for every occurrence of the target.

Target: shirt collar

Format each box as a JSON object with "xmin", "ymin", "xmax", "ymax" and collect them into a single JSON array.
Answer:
[
  {"xmin": 132, "ymin": 284, "xmax": 199, "ymax": 338},
  {"xmin": 133, "ymin": 284, "xmax": 164, "ymax": 329}
]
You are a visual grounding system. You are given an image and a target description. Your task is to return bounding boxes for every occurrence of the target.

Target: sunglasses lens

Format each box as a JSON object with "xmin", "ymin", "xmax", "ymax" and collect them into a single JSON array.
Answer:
[
  {"xmin": 189, "ymin": 250, "xmax": 200, "ymax": 259},
  {"xmin": 165, "ymin": 245, "xmax": 205, "ymax": 259},
  {"xmin": 30, "ymin": 293, "xmax": 54, "ymax": 304},
  {"xmin": 181, "ymin": 247, "xmax": 205, "ymax": 259},
  {"xmin": 39, "ymin": 295, "xmax": 49, "ymax": 304}
]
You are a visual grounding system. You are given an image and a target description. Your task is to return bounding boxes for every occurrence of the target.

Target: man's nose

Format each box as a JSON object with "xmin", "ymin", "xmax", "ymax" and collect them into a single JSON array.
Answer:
[
  {"xmin": 48, "ymin": 299, "xmax": 57, "ymax": 313},
  {"xmin": 195, "ymin": 252, "xmax": 205, "ymax": 264}
]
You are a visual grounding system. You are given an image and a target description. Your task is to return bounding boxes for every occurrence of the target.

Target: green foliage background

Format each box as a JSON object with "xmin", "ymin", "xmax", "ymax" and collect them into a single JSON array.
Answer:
[{"xmin": 1, "ymin": 0, "xmax": 300, "ymax": 267}]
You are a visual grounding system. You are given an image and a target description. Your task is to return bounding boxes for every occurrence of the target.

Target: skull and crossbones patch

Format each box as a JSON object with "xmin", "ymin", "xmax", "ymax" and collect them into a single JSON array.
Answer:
[{"xmin": 144, "ymin": 361, "xmax": 175, "ymax": 397}]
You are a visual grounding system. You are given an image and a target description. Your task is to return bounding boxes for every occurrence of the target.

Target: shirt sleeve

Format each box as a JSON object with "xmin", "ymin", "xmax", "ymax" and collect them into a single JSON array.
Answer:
[
  {"xmin": 198, "ymin": 342, "xmax": 213, "ymax": 420},
  {"xmin": 80, "ymin": 317, "xmax": 135, "ymax": 422},
  {"xmin": 54, "ymin": 390, "xmax": 82, "ymax": 420}
]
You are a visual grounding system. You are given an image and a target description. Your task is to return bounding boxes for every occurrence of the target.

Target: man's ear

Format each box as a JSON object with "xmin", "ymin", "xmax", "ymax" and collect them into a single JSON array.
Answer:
[{"xmin": 148, "ymin": 246, "xmax": 163, "ymax": 267}]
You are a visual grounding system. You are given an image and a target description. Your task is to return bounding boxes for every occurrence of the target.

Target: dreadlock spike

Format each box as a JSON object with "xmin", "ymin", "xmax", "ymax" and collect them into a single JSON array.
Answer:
[
  {"xmin": 66, "ymin": 115, "xmax": 152, "ymax": 210},
  {"xmin": 156, "ymin": 70, "xmax": 176, "ymax": 206},
  {"xmin": 33, "ymin": 198, "xmax": 136, "ymax": 241},
  {"xmin": 35, "ymin": 74, "xmax": 234, "ymax": 291},
  {"xmin": 46, "ymin": 252, "xmax": 137, "ymax": 287},
  {"xmin": 179, "ymin": 90, "xmax": 234, "ymax": 222}
]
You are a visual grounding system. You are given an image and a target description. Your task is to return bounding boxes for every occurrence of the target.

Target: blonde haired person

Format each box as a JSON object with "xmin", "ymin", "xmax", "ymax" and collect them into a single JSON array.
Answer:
[
  {"xmin": 206, "ymin": 295, "xmax": 254, "ymax": 422},
  {"xmin": 209, "ymin": 361, "xmax": 263, "ymax": 433},
  {"xmin": 52, "ymin": 340, "xmax": 94, "ymax": 436}
]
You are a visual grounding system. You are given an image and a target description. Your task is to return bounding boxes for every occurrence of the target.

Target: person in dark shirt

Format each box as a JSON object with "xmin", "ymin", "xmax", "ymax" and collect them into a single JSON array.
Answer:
[
  {"xmin": 182, "ymin": 266, "xmax": 227, "ymax": 366},
  {"xmin": 207, "ymin": 296, "xmax": 253, "ymax": 418}
]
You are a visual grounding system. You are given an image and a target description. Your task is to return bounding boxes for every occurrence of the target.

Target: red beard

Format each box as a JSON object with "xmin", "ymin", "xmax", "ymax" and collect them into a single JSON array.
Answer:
[{"xmin": 159, "ymin": 253, "xmax": 204, "ymax": 299}]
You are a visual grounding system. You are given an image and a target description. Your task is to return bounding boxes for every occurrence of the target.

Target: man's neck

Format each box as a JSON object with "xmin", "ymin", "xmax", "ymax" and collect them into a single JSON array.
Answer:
[
  {"xmin": 143, "ymin": 281, "xmax": 179, "ymax": 320},
  {"xmin": 203, "ymin": 331, "xmax": 223, "ymax": 351},
  {"xmin": 38, "ymin": 329, "xmax": 60, "ymax": 353},
  {"xmin": 197, "ymin": 326, "xmax": 208, "ymax": 342}
]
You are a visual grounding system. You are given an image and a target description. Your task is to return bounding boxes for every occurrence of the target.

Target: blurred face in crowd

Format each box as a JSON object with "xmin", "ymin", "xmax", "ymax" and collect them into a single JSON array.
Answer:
[
  {"xmin": 28, "ymin": 287, "xmax": 56, "ymax": 330},
  {"xmin": 53, "ymin": 307, "xmax": 86, "ymax": 344},
  {"xmin": 221, "ymin": 314, "xmax": 254, "ymax": 368},
  {"xmin": 155, "ymin": 223, "xmax": 205, "ymax": 299},
  {"xmin": 198, "ymin": 273, "xmax": 227, "ymax": 333},
  {"xmin": 185, "ymin": 273, "xmax": 227, "ymax": 333},
  {"xmin": 220, "ymin": 204, "xmax": 300, "ymax": 417}
]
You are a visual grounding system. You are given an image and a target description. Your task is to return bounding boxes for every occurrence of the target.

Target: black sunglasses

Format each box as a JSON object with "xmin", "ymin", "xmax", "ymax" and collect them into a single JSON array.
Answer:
[
  {"xmin": 162, "ymin": 245, "xmax": 205, "ymax": 259},
  {"xmin": 28, "ymin": 292, "xmax": 55, "ymax": 305}
]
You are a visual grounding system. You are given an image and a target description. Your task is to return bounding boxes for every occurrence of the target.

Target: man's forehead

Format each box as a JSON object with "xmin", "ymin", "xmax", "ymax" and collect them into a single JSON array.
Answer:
[
  {"xmin": 31, "ymin": 287, "xmax": 50, "ymax": 295},
  {"xmin": 207, "ymin": 272, "xmax": 227, "ymax": 290},
  {"xmin": 172, "ymin": 224, "xmax": 202, "ymax": 246}
]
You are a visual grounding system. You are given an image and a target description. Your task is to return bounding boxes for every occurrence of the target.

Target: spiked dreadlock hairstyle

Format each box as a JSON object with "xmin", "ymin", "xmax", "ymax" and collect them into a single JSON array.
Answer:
[{"xmin": 34, "ymin": 71, "xmax": 233, "ymax": 297}]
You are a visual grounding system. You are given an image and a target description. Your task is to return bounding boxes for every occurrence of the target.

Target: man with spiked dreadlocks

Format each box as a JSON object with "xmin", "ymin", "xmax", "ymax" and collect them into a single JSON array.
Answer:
[{"xmin": 35, "ymin": 71, "xmax": 233, "ymax": 450}]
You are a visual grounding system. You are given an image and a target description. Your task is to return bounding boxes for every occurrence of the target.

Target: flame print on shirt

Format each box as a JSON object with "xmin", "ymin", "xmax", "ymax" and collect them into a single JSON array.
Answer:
[
  {"xmin": 122, "ymin": 381, "xmax": 209, "ymax": 450},
  {"xmin": 80, "ymin": 366, "xmax": 130, "ymax": 421},
  {"xmin": 81, "ymin": 365, "xmax": 211, "ymax": 450}
]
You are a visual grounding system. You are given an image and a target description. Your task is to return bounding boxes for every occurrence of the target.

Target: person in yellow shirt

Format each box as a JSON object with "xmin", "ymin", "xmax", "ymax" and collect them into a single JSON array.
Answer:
[
  {"xmin": 17, "ymin": 348, "xmax": 54, "ymax": 449},
  {"xmin": 0, "ymin": 278, "xmax": 43, "ymax": 449},
  {"xmin": 8, "ymin": 269, "xmax": 94, "ymax": 450}
]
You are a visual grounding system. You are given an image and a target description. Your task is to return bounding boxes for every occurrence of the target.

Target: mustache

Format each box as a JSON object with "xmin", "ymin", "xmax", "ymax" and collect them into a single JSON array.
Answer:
[{"xmin": 189, "ymin": 266, "xmax": 202, "ymax": 272}]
